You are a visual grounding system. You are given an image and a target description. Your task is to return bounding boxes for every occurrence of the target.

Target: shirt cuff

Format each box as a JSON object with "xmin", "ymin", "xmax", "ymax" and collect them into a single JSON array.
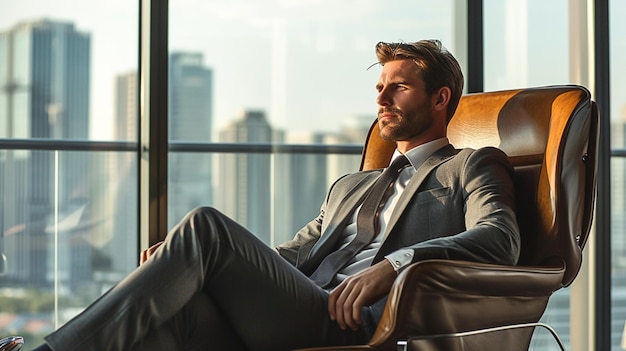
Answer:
[{"xmin": 385, "ymin": 249, "xmax": 414, "ymax": 273}]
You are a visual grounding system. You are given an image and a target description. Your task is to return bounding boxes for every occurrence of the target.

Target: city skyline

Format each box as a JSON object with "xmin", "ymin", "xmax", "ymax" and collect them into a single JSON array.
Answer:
[
  {"xmin": 2, "ymin": 5, "xmax": 626, "ymax": 348},
  {"xmin": 0, "ymin": 17, "xmax": 373, "ymax": 278},
  {"xmin": 3, "ymin": 1, "xmax": 625, "ymax": 140},
  {"xmin": 6, "ymin": 1, "xmax": 624, "ymax": 144},
  {"xmin": 0, "ymin": 19, "xmax": 371, "ymax": 343}
]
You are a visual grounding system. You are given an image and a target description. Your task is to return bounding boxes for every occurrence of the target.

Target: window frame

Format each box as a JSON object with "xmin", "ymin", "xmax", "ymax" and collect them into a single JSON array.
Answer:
[{"xmin": 137, "ymin": 0, "xmax": 612, "ymax": 348}]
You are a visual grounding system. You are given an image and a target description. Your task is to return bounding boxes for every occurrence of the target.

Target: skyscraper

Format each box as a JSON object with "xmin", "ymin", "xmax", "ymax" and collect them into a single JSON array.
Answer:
[
  {"xmin": 215, "ymin": 112, "xmax": 367, "ymax": 246},
  {"xmin": 271, "ymin": 117, "xmax": 369, "ymax": 246},
  {"xmin": 217, "ymin": 110, "xmax": 279, "ymax": 243},
  {"xmin": 115, "ymin": 71, "xmax": 138, "ymax": 141},
  {"xmin": 168, "ymin": 52, "xmax": 214, "ymax": 227},
  {"xmin": 274, "ymin": 132, "xmax": 328, "ymax": 246},
  {"xmin": 101, "ymin": 71, "xmax": 139, "ymax": 275},
  {"xmin": 0, "ymin": 19, "xmax": 91, "ymax": 286}
]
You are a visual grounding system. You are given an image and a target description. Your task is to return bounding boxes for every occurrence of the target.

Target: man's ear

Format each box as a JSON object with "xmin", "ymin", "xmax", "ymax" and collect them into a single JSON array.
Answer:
[{"xmin": 432, "ymin": 86, "xmax": 451, "ymax": 113}]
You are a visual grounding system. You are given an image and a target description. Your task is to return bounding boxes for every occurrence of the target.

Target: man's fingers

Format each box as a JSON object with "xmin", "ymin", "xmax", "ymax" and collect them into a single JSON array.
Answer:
[
  {"xmin": 350, "ymin": 293, "xmax": 363, "ymax": 329},
  {"xmin": 341, "ymin": 284, "xmax": 363, "ymax": 330},
  {"xmin": 329, "ymin": 279, "xmax": 365, "ymax": 331},
  {"xmin": 326, "ymin": 261, "xmax": 397, "ymax": 331},
  {"xmin": 140, "ymin": 241, "xmax": 164, "ymax": 265},
  {"xmin": 328, "ymin": 285, "xmax": 340, "ymax": 321}
]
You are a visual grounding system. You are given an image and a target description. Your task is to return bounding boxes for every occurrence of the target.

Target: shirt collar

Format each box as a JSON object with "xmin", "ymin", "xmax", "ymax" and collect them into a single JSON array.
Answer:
[{"xmin": 389, "ymin": 137, "xmax": 450, "ymax": 170}]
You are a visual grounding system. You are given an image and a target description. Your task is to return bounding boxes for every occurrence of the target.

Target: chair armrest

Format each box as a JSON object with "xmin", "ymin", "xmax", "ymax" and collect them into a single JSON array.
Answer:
[{"xmin": 368, "ymin": 259, "xmax": 565, "ymax": 350}]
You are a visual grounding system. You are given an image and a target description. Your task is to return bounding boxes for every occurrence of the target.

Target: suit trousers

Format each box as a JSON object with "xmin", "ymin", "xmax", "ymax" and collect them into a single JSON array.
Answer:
[{"xmin": 44, "ymin": 207, "xmax": 375, "ymax": 351}]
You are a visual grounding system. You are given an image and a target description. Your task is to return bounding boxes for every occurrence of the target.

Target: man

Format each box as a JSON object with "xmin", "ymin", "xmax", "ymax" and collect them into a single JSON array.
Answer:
[{"xmin": 31, "ymin": 39, "xmax": 520, "ymax": 351}]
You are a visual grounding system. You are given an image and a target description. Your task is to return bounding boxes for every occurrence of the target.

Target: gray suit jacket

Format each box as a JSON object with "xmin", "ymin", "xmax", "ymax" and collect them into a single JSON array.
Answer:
[{"xmin": 276, "ymin": 144, "xmax": 520, "ymax": 279}]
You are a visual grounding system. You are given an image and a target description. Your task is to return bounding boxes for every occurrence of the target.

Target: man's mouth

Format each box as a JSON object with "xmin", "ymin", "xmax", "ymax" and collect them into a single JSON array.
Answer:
[{"xmin": 378, "ymin": 108, "xmax": 402, "ymax": 121}]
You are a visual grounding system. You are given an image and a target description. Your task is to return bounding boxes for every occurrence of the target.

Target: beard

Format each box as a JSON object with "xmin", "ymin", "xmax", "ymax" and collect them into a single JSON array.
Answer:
[{"xmin": 378, "ymin": 107, "xmax": 433, "ymax": 142}]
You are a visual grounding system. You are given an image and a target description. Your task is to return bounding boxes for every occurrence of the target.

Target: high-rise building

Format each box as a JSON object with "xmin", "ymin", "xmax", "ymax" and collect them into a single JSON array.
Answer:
[
  {"xmin": 217, "ymin": 110, "xmax": 279, "ymax": 243},
  {"xmin": 100, "ymin": 71, "xmax": 139, "ymax": 276},
  {"xmin": 0, "ymin": 19, "xmax": 91, "ymax": 287},
  {"xmin": 326, "ymin": 115, "xmax": 372, "ymax": 185},
  {"xmin": 168, "ymin": 52, "xmax": 214, "ymax": 227},
  {"xmin": 115, "ymin": 72, "xmax": 138, "ymax": 141},
  {"xmin": 272, "ymin": 117, "xmax": 370, "ymax": 245},
  {"xmin": 274, "ymin": 132, "xmax": 328, "ymax": 246}
]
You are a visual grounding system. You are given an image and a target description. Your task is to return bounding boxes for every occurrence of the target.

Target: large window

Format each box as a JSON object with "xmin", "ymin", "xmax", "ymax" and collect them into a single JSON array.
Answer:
[
  {"xmin": 483, "ymin": 0, "xmax": 573, "ymax": 349},
  {"xmin": 0, "ymin": 0, "xmax": 623, "ymax": 349},
  {"xmin": 610, "ymin": 0, "xmax": 626, "ymax": 349},
  {"xmin": 167, "ymin": 0, "xmax": 462, "ymax": 242},
  {"xmin": 0, "ymin": 1, "xmax": 138, "ymax": 345},
  {"xmin": 484, "ymin": 0, "xmax": 569, "ymax": 91}
]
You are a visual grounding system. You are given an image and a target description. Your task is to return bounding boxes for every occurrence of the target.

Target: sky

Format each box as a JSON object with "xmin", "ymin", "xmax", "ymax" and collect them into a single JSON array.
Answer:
[{"xmin": 0, "ymin": 0, "xmax": 624, "ymax": 141}]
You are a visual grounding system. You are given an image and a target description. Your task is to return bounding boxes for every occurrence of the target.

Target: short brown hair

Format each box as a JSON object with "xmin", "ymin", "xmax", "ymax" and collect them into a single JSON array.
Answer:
[{"xmin": 375, "ymin": 40, "xmax": 464, "ymax": 123}]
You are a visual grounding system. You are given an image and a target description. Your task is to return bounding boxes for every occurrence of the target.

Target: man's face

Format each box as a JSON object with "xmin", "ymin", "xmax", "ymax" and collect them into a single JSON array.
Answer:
[{"xmin": 375, "ymin": 59, "xmax": 441, "ymax": 147}]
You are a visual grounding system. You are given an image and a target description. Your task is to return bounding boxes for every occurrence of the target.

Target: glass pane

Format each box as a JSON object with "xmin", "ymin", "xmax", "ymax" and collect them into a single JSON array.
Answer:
[
  {"xmin": 0, "ymin": 1, "xmax": 138, "ymax": 142},
  {"xmin": 484, "ymin": 0, "xmax": 571, "ymax": 349},
  {"xmin": 528, "ymin": 322, "xmax": 568, "ymax": 350},
  {"xmin": 0, "ymin": 0, "xmax": 139, "ymax": 346},
  {"xmin": 168, "ymin": 149, "xmax": 362, "ymax": 247},
  {"xmin": 611, "ymin": 0, "xmax": 626, "ymax": 348},
  {"xmin": 609, "ymin": 0, "xmax": 626, "ymax": 351},
  {"xmin": 612, "ymin": 158, "xmax": 626, "ymax": 350},
  {"xmin": 532, "ymin": 288, "xmax": 570, "ymax": 350},
  {"xmin": 484, "ymin": 0, "xmax": 569, "ymax": 91},
  {"xmin": 168, "ymin": 0, "xmax": 462, "ymax": 239},
  {"xmin": 610, "ymin": 0, "xmax": 626, "ymax": 151},
  {"xmin": 0, "ymin": 150, "xmax": 138, "ymax": 345}
]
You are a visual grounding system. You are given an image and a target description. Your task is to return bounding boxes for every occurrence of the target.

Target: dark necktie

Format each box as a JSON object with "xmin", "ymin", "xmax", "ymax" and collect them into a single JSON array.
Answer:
[{"xmin": 309, "ymin": 155, "xmax": 411, "ymax": 287}]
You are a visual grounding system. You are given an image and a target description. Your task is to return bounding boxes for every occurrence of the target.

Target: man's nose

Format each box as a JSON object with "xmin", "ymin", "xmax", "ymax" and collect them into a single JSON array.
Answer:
[{"xmin": 377, "ymin": 89, "xmax": 391, "ymax": 106}]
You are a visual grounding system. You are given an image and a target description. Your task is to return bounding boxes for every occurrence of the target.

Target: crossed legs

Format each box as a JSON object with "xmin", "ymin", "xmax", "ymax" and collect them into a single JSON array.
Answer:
[{"xmin": 44, "ymin": 207, "xmax": 373, "ymax": 351}]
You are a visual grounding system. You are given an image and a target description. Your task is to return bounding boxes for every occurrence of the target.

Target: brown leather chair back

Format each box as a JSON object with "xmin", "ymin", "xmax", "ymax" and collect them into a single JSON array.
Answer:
[{"xmin": 360, "ymin": 85, "xmax": 599, "ymax": 287}]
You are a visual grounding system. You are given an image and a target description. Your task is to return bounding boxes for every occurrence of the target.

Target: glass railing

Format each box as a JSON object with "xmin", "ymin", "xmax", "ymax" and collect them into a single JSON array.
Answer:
[
  {"xmin": 0, "ymin": 139, "xmax": 362, "ymax": 346},
  {"xmin": 2, "ymin": 139, "xmax": 625, "ymax": 349},
  {"xmin": 0, "ymin": 142, "xmax": 139, "ymax": 346}
]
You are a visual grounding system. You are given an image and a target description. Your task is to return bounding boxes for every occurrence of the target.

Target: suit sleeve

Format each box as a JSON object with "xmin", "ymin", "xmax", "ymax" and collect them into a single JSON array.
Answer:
[
  {"xmin": 275, "ymin": 210, "xmax": 324, "ymax": 267},
  {"xmin": 403, "ymin": 147, "xmax": 521, "ymax": 266},
  {"xmin": 274, "ymin": 173, "xmax": 351, "ymax": 266}
]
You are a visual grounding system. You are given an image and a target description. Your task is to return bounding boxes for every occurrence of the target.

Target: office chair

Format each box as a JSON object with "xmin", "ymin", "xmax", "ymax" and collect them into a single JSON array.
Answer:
[{"xmin": 295, "ymin": 85, "xmax": 599, "ymax": 351}]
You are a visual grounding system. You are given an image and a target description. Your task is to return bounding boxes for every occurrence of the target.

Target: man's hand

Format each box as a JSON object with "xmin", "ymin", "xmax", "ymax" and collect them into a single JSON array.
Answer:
[
  {"xmin": 140, "ymin": 241, "xmax": 164, "ymax": 265},
  {"xmin": 327, "ymin": 260, "xmax": 397, "ymax": 330}
]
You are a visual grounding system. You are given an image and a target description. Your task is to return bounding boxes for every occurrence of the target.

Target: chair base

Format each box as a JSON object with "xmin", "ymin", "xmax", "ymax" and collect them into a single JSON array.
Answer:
[
  {"xmin": 0, "ymin": 336, "xmax": 23, "ymax": 351},
  {"xmin": 397, "ymin": 322, "xmax": 566, "ymax": 351}
]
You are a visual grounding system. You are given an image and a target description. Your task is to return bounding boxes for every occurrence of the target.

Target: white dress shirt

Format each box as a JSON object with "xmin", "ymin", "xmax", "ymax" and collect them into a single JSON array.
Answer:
[{"xmin": 334, "ymin": 138, "xmax": 450, "ymax": 282}]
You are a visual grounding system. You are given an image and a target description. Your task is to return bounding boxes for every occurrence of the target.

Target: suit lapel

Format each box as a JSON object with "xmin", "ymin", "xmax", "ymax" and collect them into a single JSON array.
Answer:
[
  {"xmin": 382, "ymin": 145, "xmax": 458, "ymax": 237},
  {"xmin": 304, "ymin": 171, "xmax": 380, "ymax": 264},
  {"xmin": 304, "ymin": 145, "xmax": 458, "ymax": 270}
]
